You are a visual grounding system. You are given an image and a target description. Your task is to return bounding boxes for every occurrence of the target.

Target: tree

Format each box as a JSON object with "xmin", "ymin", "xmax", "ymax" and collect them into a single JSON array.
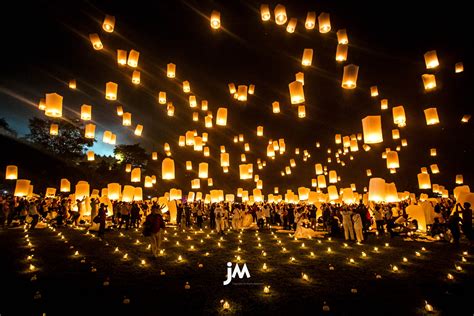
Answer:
[
  {"xmin": 114, "ymin": 143, "xmax": 148, "ymax": 168},
  {"xmin": 0, "ymin": 117, "xmax": 17, "ymax": 137},
  {"xmin": 25, "ymin": 117, "xmax": 94, "ymax": 160}
]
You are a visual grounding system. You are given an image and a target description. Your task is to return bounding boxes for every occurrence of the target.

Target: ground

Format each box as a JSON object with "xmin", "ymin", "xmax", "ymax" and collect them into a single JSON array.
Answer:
[{"xmin": 0, "ymin": 224, "xmax": 472, "ymax": 316}]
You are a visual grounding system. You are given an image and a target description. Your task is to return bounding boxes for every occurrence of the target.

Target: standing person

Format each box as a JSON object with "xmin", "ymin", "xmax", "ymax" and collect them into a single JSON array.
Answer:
[
  {"xmin": 130, "ymin": 202, "xmax": 140, "ymax": 229},
  {"xmin": 263, "ymin": 204, "xmax": 271, "ymax": 227},
  {"xmin": 232, "ymin": 205, "xmax": 241, "ymax": 230},
  {"xmin": 373, "ymin": 205, "xmax": 385, "ymax": 235},
  {"xmin": 215, "ymin": 203, "xmax": 225, "ymax": 234},
  {"xmin": 97, "ymin": 203, "xmax": 107, "ymax": 238},
  {"xmin": 384, "ymin": 206, "xmax": 394, "ymax": 237},
  {"xmin": 119, "ymin": 203, "xmax": 131, "ymax": 230},
  {"xmin": 209, "ymin": 204, "xmax": 216, "ymax": 230},
  {"xmin": 146, "ymin": 206, "xmax": 165, "ymax": 258},
  {"xmin": 196, "ymin": 204, "xmax": 203, "ymax": 228},
  {"xmin": 341, "ymin": 207, "xmax": 355, "ymax": 241},
  {"xmin": 288, "ymin": 205, "xmax": 295, "ymax": 231},
  {"xmin": 309, "ymin": 205, "xmax": 317, "ymax": 229},
  {"xmin": 28, "ymin": 200, "xmax": 40, "ymax": 230},
  {"xmin": 185, "ymin": 203, "xmax": 191, "ymax": 228},
  {"xmin": 352, "ymin": 211, "xmax": 364, "ymax": 242},
  {"xmin": 457, "ymin": 203, "xmax": 473, "ymax": 245},
  {"xmin": 281, "ymin": 206, "xmax": 288, "ymax": 230},
  {"xmin": 90, "ymin": 198, "xmax": 99, "ymax": 224},
  {"xmin": 176, "ymin": 202, "xmax": 183, "ymax": 228},
  {"xmin": 448, "ymin": 207, "xmax": 462, "ymax": 244},
  {"xmin": 256, "ymin": 207, "xmax": 265, "ymax": 230}
]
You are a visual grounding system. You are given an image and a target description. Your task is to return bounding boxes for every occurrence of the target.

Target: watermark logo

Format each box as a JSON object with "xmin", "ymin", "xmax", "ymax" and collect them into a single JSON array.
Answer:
[{"xmin": 223, "ymin": 262, "xmax": 250, "ymax": 285}]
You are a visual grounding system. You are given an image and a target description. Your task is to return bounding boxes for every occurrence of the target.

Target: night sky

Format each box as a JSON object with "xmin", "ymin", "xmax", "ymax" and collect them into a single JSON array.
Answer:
[{"xmin": 0, "ymin": 0, "xmax": 472, "ymax": 195}]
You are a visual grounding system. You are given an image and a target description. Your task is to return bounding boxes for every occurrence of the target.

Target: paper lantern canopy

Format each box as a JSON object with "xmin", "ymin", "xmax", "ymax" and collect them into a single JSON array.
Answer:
[
  {"xmin": 341, "ymin": 64, "xmax": 359, "ymax": 89},
  {"xmin": 210, "ymin": 10, "xmax": 221, "ymax": 29},
  {"xmin": 362, "ymin": 115, "xmax": 383, "ymax": 144},
  {"xmin": 274, "ymin": 4, "xmax": 287, "ymax": 25},
  {"xmin": 89, "ymin": 33, "xmax": 103, "ymax": 50},
  {"xmin": 260, "ymin": 4, "xmax": 271, "ymax": 21},
  {"xmin": 305, "ymin": 11, "xmax": 316, "ymax": 29},
  {"xmin": 45, "ymin": 93, "xmax": 63, "ymax": 118},
  {"xmin": 318, "ymin": 12, "xmax": 331, "ymax": 33},
  {"xmin": 162, "ymin": 158, "xmax": 175, "ymax": 180},
  {"xmin": 105, "ymin": 82, "xmax": 118, "ymax": 100},
  {"xmin": 5, "ymin": 165, "xmax": 18, "ymax": 180},
  {"xmin": 102, "ymin": 15, "xmax": 115, "ymax": 33},
  {"xmin": 424, "ymin": 108, "xmax": 440, "ymax": 125}
]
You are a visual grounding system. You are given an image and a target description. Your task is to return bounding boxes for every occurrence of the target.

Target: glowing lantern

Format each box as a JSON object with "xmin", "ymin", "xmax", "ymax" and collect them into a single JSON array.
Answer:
[
  {"xmin": 152, "ymin": 152, "xmax": 158, "ymax": 161},
  {"xmin": 337, "ymin": 29, "xmax": 348, "ymax": 44},
  {"xmin": 111, "ymin": 132, "xmax": 118, "ymax": 143},
  {"xmin": 205, "ymin": 115, "xmax": 213, "ymax": 128},
  {"xmin": 208, "ymin": 178, "xmax": 214, "ymax": 187},
  {"xmin": 274, "ymin": 4, "xmax": 287, "ymax": 25},
  {"xmin": 418, "ymin": 173, "xmax": 431, "ymax": 189},
  {"xmin": 50, "ymin": 124, "xmax": 59, "ymax": 136},
  {"xmin": 329, "ymin": 170, "xmax": 337, "ymax": 183},
  {"xmin": 132, "ymin": 70, "xmax": 140, "ymax": 84},
  {"xmin": 244, "ymin": 143, "xmax": 250, "ymax": 152},
  {"xmin": 362, "ymin": 115, "xmax": 383, "ymax": 144},
  {"xmin": 298, "ymin": 105, "xmax": 306, "ymax": 118},
  {"xmin": 424, "ymin": 108, "xmax": 439, "ymax": 125},
  {"xmin": 167, "ymin": 103, "xmax": 175, "ymax": 116},
  {"xmin": 295, "ymin": 72, "xmax": 304, "ymax": 85},
  {"xmin": 121, "ymin": 185, "xmax": 134, "ymax": 202},
  {"xmin": 116, "ymin": 105, "xmax": 123, "ymax": 116},
  {"xmin": 182, "ymin": 81, "xmax": 191, "ymax": 93},
  {"xmin": 302, "ymin": 49, "xmax": 313, "ymax": 66},
  {"xmin": 5, "ymin": 165, "xmax": 18, "ymax": 180},
  {"xmin": 102, "ymin": 15, "xmax": 115, "ymax": 32},
  {"xmin": 199, "ymin": 163, "xmax": 208, "ymax": 179},
  {"xmin": 272, "ymin": 101, "xmax": 280, "ymax": 113},
  {"xmin": 392, "ymin": 106, "xmax": 406, "ymax": 127},
  {"xmin": 392, "ymin": 129, "xmax": 400, "ymax": 140},
  {"xmin": 126, "ymin": 50, "xmax": 140, "ymax": 68},
  {"xmin": 289, "ymin": 81, "xmax": 305, "ymax": 104},
  {"xmin": 305, "ymin": 11, "xmax": 316, "ymax": 30},
  {"xmin": 144, "ymin": 176, "xmax": 153, "ymax": 188},
  {"xmin": 430, "ymin": 148, "xmax": 437, "ymax": 156},
  {"xmin": 318, "ymin": 12, "xmax": 331, "ymax": 33},
  {"xmin": 422, "ymin": 74, "xmax": 436, "ymax": 90},
  {"xmin": 237, "ymin": 85, "xmax": 248, "ymax": 101},
  {"xmin": 80, "ymin": 104, "xmax": 92, "ymax": 121},
  {"xmin": 87, "ymin": 150, "xmax": 95, "ymax": 161},
  {"xmin": 342, "ymin": 64, "xmax": 359, "ymax": 89},
  {"xmin": 75, "ymin": 181, "xmax": 90, "ymax": 200},
  {"xmin": 430, "ymin": 164, "xmax": 440, "ymax": 174},
  {"xmin": 228, "ymin": 83, "xmax": 236, "ymax": 94},
  {"xmin": 260, "ymin": 4, "xmax": 271, "ymax": 21},
  {"xmin": 385, "ymin": 183, "xmax": 399, "ymax": 202},
  {"xmin": 204, "ymin": 147, "xmax": 210, "ymax": 157},
  {"xmin": 286, "ymin": 18, "xmax": 297, "ymax": 33},
  {"xmin": 14, "ymin": 179, "xmax": 30, "ymax": 197},
  {"xmin": 368, "ymin": 178, "xmax": 386, "ymax": 202},
  {"xmin": 456, "ymin": 174, "xmax": 463, "ymax": 184},
  {"xmin": 117, "ymin": 50, "xmax": 127, "ymax": 65},
  {"xmin": 350, "ymin": 139, "xmax": 358, "ymax": 152},
  {"xmin": 210, "ymin": 10, "xmax": 221, "ymax": 29},
  {"xmin": 162, "ymin": 158, "xmax": 175, "ymax": 180},
  {"xmin": 317, "ymin": 175, "xmax": 327, "ymax": 188},
  {"xmin": 461, "ymin": 114, "xmax": 471, "ymax": 123},
  {"xmin": 191, "ymin": 179, "xmax": 200, "ymax": 189},
  {"xmin": 45, "ymin": 93, "xmax": 63, "ymax": 118},
  {"xmin": 179, "ymin": 136, "xmax": 185, "ymax": 146},
  {"xmin": 343, "ymin": 136, "xmax": 350, "ymax": 148},
  {"xmin": 421, "ymin": 167, "xmax": 428, "ymax": 174},
  {"xmin": 381, "ymin": 99, "xmax": 388, "ymax": 110},
  {"xmin": 201, "ymin": 100, "xmax": 208, "ymax": 111},
  {"xmin": 185, "ymin": 131, "xmax": 195, "ymax": 146},
  {"xmin": 189, "ymin": 95, "xmax": 197, "ymax": 108},
  {"xmin": 122, "ymin": 112, "xmax": 132, "ymax": 126},
  {"xmin": 335, "ymin": 44, "xmax": 348, "ymax": 62},
  {"xmin": 125, "ymin": 164, "xmax": 132, "ymax": 173},
  {"xmin": 370, "ymin": 86, "xmax": 379, "ymax": 97},
  {"xmin": 69, "ymin": 79, "xmax": 76, "ymax": 89},
  {"xmin": 248, "ymin": 84, "xmax": 255, "ymax": 95},
  {"xmin": 84, "ymin": 124, "xmax": 95, "ymax": 139},
  {"xmin": 266, "ymin": 143, "xmax": 275, "ymax": 157},
  {"xmin": 167, "ymin": 63, "xmax": 176, "ymax": 78},
  {"xmin": 157, "ymin": 92, "xmax": 167, "ymax": 104},
  {"xmin": 220, "ymin": 153, "xmax": 230, "ymax": 167},
  {"xmin": 38, "ymin": 98, "xmax": 46, "ymax": 110},
  {"xmin": 455, "ymin": 62, "xmax": 464, "ymax": 73},
  {"xmin": 89, "ymin": 33, "xmax": 103, "ymax": 50},
  {"xmin": 424, "ymin": 50, "xmax": 439, "ymax": 69},
  {"xmin": 216, "ymin": 108, "xmax": 227, "ymax": 126},
  {"xmin": 257, "ymin": 126, "xmax": 264, "ymax": 136},
  {"xmin": 134, "ymin": 124, "xmax": 143, "ymax": 136},
  {"xmin": 194, "ymin": 137, "xmax": 203, "ymax": 151},
  {"xmin": 186, "ymin": 161, "xmax": 193, "ymax": 171},
  {"xmin": 366, "ymin": 169, "xmax": 372, "ymax": 177},
  {"xmin": 386, "ymin": 151, "xmax": 399, "ymax": 169},
  {"xmin": 315, "ymin": 164, "xmax": 323, "ymax": 175},
  {"xmin": 105, "ymin": 82, "xmax": 118, "ymax": 100},
  {"xmin": 335, "ymin": 134, "xmax": 342, "ymax": 144},
  {"xmin": 328, "ymin": 185, "xmax": 339, "ymax": 200},
  {"xmin": 60, "ymin": 179, "xmax": 70, "ymax": 192}
]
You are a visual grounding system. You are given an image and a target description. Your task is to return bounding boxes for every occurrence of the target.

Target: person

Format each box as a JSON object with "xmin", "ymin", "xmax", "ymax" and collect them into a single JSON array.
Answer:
[
  {"xmin": 185, "ymin": 203, "xmax": 191, "ymax": 228},
  {"xmin": 384, "ymin": 206, "xmax": 394, "ymax": 237},
  {"xmin": 373, "ymin": 205, "xmax": 384, "ymax": 235},
  {"xmin": 98, "ymin": 203, "xmax": 107, "ymax": 238},
  {"xmin": 341, "ymin": 207, "xmax": 355, "ymax": 241},
  {"xmin": 196, "ymin": 204, "xmax": 203, "ymax": 228},
  {"xmin": 215, "ymin": 203, "xmax": 225, "ymax": 234},
  {"xmin": 232, "ymin": 205, "xmax": 241, "ymax": 230},
  {"xmin": 457, "ymin": 202, "xmax": 473, "ymax": 245},
  {"xmin": 294, "ymin": 209, "xmax": 318, "ymax": 238},
  {"xmin": 309, "ymin": 205, "xmax": 317, "ymax": 229},
  {"xmin": 176, "ymin": 202, "xmax": 183, "ymax": 228},
  {"xmin": 209, "ymin": 204, "xmax": 216, "ymax": 229},
  {"xmin": 448, "ymin": 207, "xmax": 461, "ymax": 244},
  {"xmin": 256, "ymin": 207, "xmax": 265, "ymax": 230},
  {"xmin": 130, "ymin": 202, "xmax": 140, "ymax": 229},
  {"xmin": 146, "ymin": 206, "xmax": 165, "ymax": 258},
  {"xmin": 119, "ymin": 202, "xmax": 131, "ymax": 230},
  {"xmin": 352, "ymin": 212, "xmax": 364, "ymax": 242},
  {"xmin": 28, "ymin": 200, "xmax": 40, "ymax": 230},
  {"xmin": 263, "ymin": 204, "xmax": 271, "ymax": 227}
]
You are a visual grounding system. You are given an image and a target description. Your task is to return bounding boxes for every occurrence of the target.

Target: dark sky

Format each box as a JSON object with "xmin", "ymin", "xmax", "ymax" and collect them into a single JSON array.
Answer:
[{"xmin": 0, "ymin": 0, "xmax": 472, "ymax": 195}]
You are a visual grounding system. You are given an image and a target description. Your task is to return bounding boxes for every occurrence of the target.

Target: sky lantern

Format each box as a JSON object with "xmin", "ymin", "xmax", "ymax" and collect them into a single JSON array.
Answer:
[
  {"xmin": 295, "ymin": 72, "xmax": 304, "ymax": 85},
  {"xmin": 317, "ymin": 175, "xmax": 327, "ymax": 188},
  {"xmin": 267, "ymin": 143, "xmax": 275, "ymax": 157},
  {"xmin": 75, "ymin": 181, "xmax": 90, "ymax": 200},
  {"xmin": 456, "ymin": 174, "xmax": 463, "ymax": 184},
  {"xmin": 362, "ymin": 115, "xmax": 383, "ymax": 144},
  {"xmin": 335, "ymin": 44, "xmax": 348, "ymax": 62},
  {"xmin": 131, "ymin": 168, "xmax": 141, "ymax": 182},
  {"xmin": 144, "ymin": 176, "xmax": 153, "ymax": 188},
  {"xmin": 199, "ymin": 162, "xmax": 208, "ymax": 179},
  {"xmin": 110, "ymin": 132, "xmax": 116, "ymax": 143},
  {"xmin": 14, "ymin": 179, "xmax": 30, "ymax": 197},
  {"xmin": 60, "ymin": 178, "xmax": 70, "ymax": 192},
  {"xmin": 167, "ymin": 103, "xmax": 175, "ymax": 116},
  {"xmin": 201, "ymin": 100, "xmax": 208, "ymax": 111},
  {"xmin": 286, "ymin": 18, "xmax": 297, "ymax": 33},
  {"xmin": 116, "ymin": 105, "xmax": 123, "ymax": 116},
  {"xmin": 392, "ymin": 129, "xmax": 400, "ymax": 140},
  {"xmin": 80, "ymin": 104, "xmax": 92, "ymax": 120},
  {"xmin": 5, "ymin": 165, "xmax": 18, "ymax": 180},
  {"xmin": 125, "ymin": 164, "xmax": 132, "ymax": 173},
  {"xmin": 205, "ymin": 115, "xmax": 213, "ymax": 128},
  {"xmin": 158, "ymin": 91, "xmax": 166, "ymax": 104},
  {"xmin": 386, "ymin": 151, "xmax": 399, "ymax": 169},
  {"xmin": 298, "ymin": 105, "xmax": 306, "ymax": 118},
  {"xmin": 84, "ymin": 124, "xmax": 95, "ymax": 139},
  {"xmin": 380, "ymin": 99, "xmax": 388, "ymax": 110},
  {"xmin": 216, "ymin": 108, "xmax": 228, "ymax": 126},
  {"xmin": 134, "ymin": 124, "xmax": 143, "ymax": 136},
  {"xmin": 301, "ymin": 48, "xmax": 313, "ymax": 66},
  {"xmin": 350, "ymin": 139, "xmax": 358, "ymax": 152},
  {"xmin": 122, "ymin": 112, "xmax": 132, "ymax": 126},
  {"xmin": 45, "ymin": 93, "xmax": 63, "ymax": 117},
  {"xmin": 329, "ymin": 170, "xmax": 337, "ymax": 183},
  {"xmin": 244, "ymin": 143, "xmax": 250, "ymax": 152},
  {"xmin": 204, "ymin": 146, "xmax": 210, "ymax": 157},
  {"xmin": 167, "ymin": 63, "xmax": 176, "ymax": 78},
  {"xmin": 189, "ymin": 95, "xmax": 197, "ymax": 108},
  {"xmin": 430, "ymin": 148, "xmax": 437, "ymax": 156},
  {"xmin": 127, "ymin": 50, "xmax": 140, "ymax": 67},
  {"xmin": 260, "ymin": 4, "xmax": 271, "ymax": 21},
  {"xmin": 285, "ymin": 166, "xmax": 291, "ymax": 175},
  {"xmin": 305, "ymin": 11, "xmax": 316, "ymax": 29},
  {"xmin": 38, "ymin": 98, "xmax": 46, "ymax": 110},
  {"xmin": 210, "ymin": 10, "xmax": 221, "ymax": 29},
  {"xmin": 368, "ymin": 178, "xmax": 386, "ymax": 202},
  {"xmin": 424, "ymin": 108, "xmax": 440, "ymax": 125},
  {"xmin": 315, "ymin": 163, "xmax": 323, "ymax": 175},
  {"xmin": 185, "ymin": 131, "xmax": 195, "ymax": 146},
  {"xmin": 343, "ymin": 136, "xmax": 350, "ymax": 147},
  {"xmin": 220, "ymin": 152, "xmax": 230, "ymax": 167},
  {"xmin": 237, "ymin": 85, "xmax": 248, "ymax": 101},
  {"xmin": 122, "ymin": 185, "xmax": 134, "ymax": 202},
  {"xmin": 45, "ymin": 187, "xmax": 56, "ymax": 197},
  {"xmin": 69, "ymin": 79, "xmax": 76, "ymax": 89},
  {"xmin": 178, "ymin": 136, "xmax": 185, "ymax": 146},
  {"xmin": 370, "ymin": 86, "xmax": 379, "ymax": 97},
  {"xmin": 105, "ymin": 82, "xmax": 118, "ymax": 100},
  {"xmin": 336, "ymin": 29, "xmax": 348, "ymax": 44},
  {"xmin": 248, "ymin": 84, "xmax": 255, "ymax": 95},
  {"xmin": 418, "ymin": 173, "xmax": 431, "ymax": 189},
  {"xmin": 341, "ymin": 64, "xmax": 359, "ymax": 89},
  {"xmin": 228, "ymin": 83, "xmax": 236, "ymax": 94},
  {"xmin": 318, "ymin": 12, "xmax": 331, "ymax": 33},
  {"xmin": 421, "ymin": 167, "xmax": 428, "ymax": 174},
  {"xmin": 311, "ymin": 178, "xmax": 317, "ymax": 187},
  {"xmin": 430, "ymin": 164, "xmax": 440, "ymax": 174},
  {"xmin": 194, "ymin": 136, "xmax": 203, "ymax": 151},
  {"xmin": 89, "ymin": 33, "xmax": 103, "ymax": 50},
  {"xmin": 102, "ymin": 14, "xmax": 115, "ymax": 32},
  {"xmin": 392, "ymin": 106, "xmax": 406, "ymax": 127},
  {"xmin": 455, "ymin": 62, "xmax": 464, "ymax": 73},
  {"xmin": 272, "ymin": 101, "xmax": 281, "ymax": 113},
  {"xmin": 185, "ymin": 161, "xmax": 193, "ymax": 171},
  {"xmin": 102, "ymin": 131, "xmax": 112, "ymax": 144},
  {"xmin": 274, "ymin": 4, "xmax": 287, "ymax": 25},
  {"xmin": 49, "ymin": 123, "xmax": 59, "ymax": 136},
  {"xmin": 191, "ymin": 179, "xmax": 200, "ymax": 189},
  {"xmin": 335, "ymin": 134, "xmax": 342, "ymax": 144},
  {"xmin": 385, "ymin": 183, "xmax": 398, "ymax": 202},
  {"xmin": 162, "ymin": 158, "xmax": 175, "ymax": 180},
  {"xmin": 257, "ymin": 126, "xmax": 264, "ymax": 136},
  {"xmin": 152, "ymin": 152, "xmax": 158, "ymax": 160},
  {"xmin": 132, "ymin": 70, "xmax": 141, "ymax": 84},
  {"xmin": 87, "ymin": 150, "xmax": 95, "ymax": 161},
  {"xmin": 208, "ymin": 178, "xmax": 214, "ymax": 187},
  {"xmin": 328, "ymin": 185, "xmax": 339, "ymax": 201},
  {"xmin": 183, "ymin": 81, "xmax": 191, "ymax": 93},
  {"xmin": 289, "ymin": 80, "xmax": 305, "ymax": 104},
  {"xmin": 241, "ymin": 154, "xmax": 246, "ymax": 162},
  {"xmin": 164, "ymin": 143, "xmax": 171, "ymax": 152},
  {"xmin": 424, "ymin": 50, "xmax": 439, "ymax": 69},
  {"xmin": 422, "ymin": 74, "xmax": 436, "ymax": 90},
  {"xmin": 461, "ymin": 114, "xmax": 471, "ymax": 123},
  {"xmin": 117, "ymin": 50, "xmax": 127, "ymax": 65}
]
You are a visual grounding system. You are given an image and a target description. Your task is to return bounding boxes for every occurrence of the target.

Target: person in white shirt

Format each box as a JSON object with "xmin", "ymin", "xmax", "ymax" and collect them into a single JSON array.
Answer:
[
  {"xmin": 341, "ymin": 207, "xmax": 355, "ymax": 241},
  {"xmin": 352, "ymin": 212, "xmax": 364, "ymax": 242},
  {"xmin": 215, "ymin": 204, "xmax": 225, "ymax": 234}
]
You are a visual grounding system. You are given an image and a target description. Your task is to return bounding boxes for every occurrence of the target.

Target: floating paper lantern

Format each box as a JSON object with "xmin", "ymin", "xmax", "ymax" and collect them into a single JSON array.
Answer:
[
  {"xmin": 216, "ymin": 108, "xmax": 227, "ymax": 126},
  {"xmin": 194, "ymin": 137, "xmax": 203, "ymax": 151},
  {"xmin": 191, "ymin": 179, "xmax": 200, "ymax": 189},
  {"xmin": 198, "ymin": 163, "xmax": 209, "ymax": 179},
  {"xmin": 422, "ymin": 74, "xmax": 436, "ymax": 90},
  {"xmin": 127, "ymin": 50, "xmax": 140, "ymax": 68},
  {"xmin": 105, "ymin": 82, "xmax": 118, "ymax": 100},
  {"xmin": 205, "ymin": 115, "xmax": 213, "ymax": 128},
  {"xmin": 117, "ymin": 50, "xmax": 127, "ymax": 65},
  {"xmin": 182, "ymin": 80, "xmax": 191, "ymax": 93},
  {"xmin": 151, "ymin": 152, "xmax": 158, "ymax": 161},
  {"xmin": 167, "ymin": 63, "xmax": 176, "ymax": 78},
  {"xmin": 102, "ymin": 15, "xmax": 115, "ymax": 32},
  {"xmin": 167, "ymin": 103, "xmax": 175, "ymax": 116},
  {"xmin": 380, "ymin": 99, "xmax": 388, "ymax": 110},
  {"xmin": 134, "ymin": 125, "xmax": 143, "ymax": 136},
  {"xmin": 79, "ymin": 104, "xmax": 92, "ymax": 121},
  {"xmin": 456, "ymin": 174, "xmax": 463, "ymax": 184},
  {"xmin": 289, "ymin": 81, "xmax": 305, "ymax": 104},
  {"xmin": 318, "ymin": 12, "xmax": 331, "ymax": 33},
  {"xmin": 329, "ymin": 170, "xmax": 338, "ymax": 183},
  {"xmin": 220, "ymin": 153, "xmax": 230, "ymax": 167},
  {"xmin": 14, "ymin": 179, "xmax": 30, "ymax": 197},
  {"xmin": 370, "ymin": 86, "xmax": 379, "ymax": 97},
  {"xmin": 317, "ymin": 175, "xmax": 327, "ymax": 188},
  {"xmin": 256, "ymin": 125, "xmax": 264, "ymax": 137},
  {"xmin": 50, "ymin": 124, "xmax": 59, "ymax": 136},
  {"xmin": 343, "ymin": 136, "xmax": 350, "ymax": 148},
  {"xmin": 298, "ymin": 105, "xmax": 306, "ymax": 118},
  {"xmin": 125, "ymin": 164, "xmax": 132, "ymax": 173},
  {"xmin": 335, "ymin": 44, "xmax": 348, "ymax": 62},
  {"xmin": 189, "ymin": 95, "xmax": 197, "ymax": 108},
  {"xmin": 116, "ymin": 105, "xmax": 123, "ymax": 116},
  {"xmin": 186, "ymin": 161, "xmax": 193, "ymax": 171},
  {"xmin": 301, "ymin": 48, "xmax": 313, "ymax": 66},
  {"xmin": 305, "ymin": 11, "xmax": 316, "ymax": 30},
  {"xmin": 295, "ymin": 72, "xmax": 305, "ymax": 86},
  {"xmin": 430, "ymin": 148, "xmax": 437, "ymax": 156},
  {"xmin": 328, "ymin": 185, "xmax": 339, "ymax": 201},
  {"xmin": 5, "ymin": 165, "xmax": 18, "ymax": 180},
  {"xmin": 132, "ymin": 70, "xmax": 140, "ymax": 84},
  {"xmin": 203, "ymin": 146, "xmax": 210, "ymax": 157},
  {"xmin": 286, "ymin": 18, "xmax": 297, "ymax": 33},
  {"xmin": 260, "ymin": 4, "xmax": 271, "ymax": 21},
  {"xmin": 421, "ymin": 167, "xmax": 428, "ymax": 174},
  {"xmin": 38, "ymin": 98, "xmax": 46, "ymax": 110},
  {"xmin": 60, "ymin": 178, "xmax": 70, "ymax": 192},
  {"xmin": 89, "ymin": 33, "xmax": 103, "ymax": 50},
  {"xmin": 461, "ymin": 114, "xmax": 471, "ymax": 123},
  {"xmin": 156, "ymin": 91, "xmax": 166, "ymax": 104},
  {"xmin": 424, "ymin": 50, "xmax": 439, "ymax": 69},
  {"xmin": 274, "ymin": 4, "xmax": 287, "ymax": 25},
  {"xmin": 133, "ymin": 187, "xmax": 143, "ymax": 201},
  {"xmin": 385, "ymin": 183, "xmax": 399, "ymax": 202},
  {"xmin": 87, "ymin": 150, "xmax": 95, "ymax": 161},
  {"xmin": 455, "ymin": 62, "xmax": 464, "ymax": 73},
  {"xmin": 392, "ymin": 106, "xmax": 406, "ymax": 127},
  {"xmin": 386, "ymin": 151, "xmax": 399, "ymax": 169},
  {"xmin": 122, "ymin": 112, "xmax": 132, "ymax": 126},
  {"xmin": 179, "ymin": 136, "xmax": 185, "ymax": 146},
  {"xmin": 75, "ymin": 181, "xmax": 90, "ymax": 200},
  {"xmin": 350, "ymin": 139, "xmax": 358, "ymax": 152},
  {"xmin": 366, "ymin": 169, "xmax": 372, "ymax": 177},
  {"xmin": 84, "ymin": 124, "xmax": 95, "ymax": 139},
  {"xmin": 418, "ymin": 173, "xmax": 431, "ymax": 189},
  {"xmin": 45, "ymin": 93, "xmax": 63, "ymax": 117},
  {"xmin": 228, "ymin": 83, "xmax": 236, "ymax": 94},
  {"xmin": 272, "ymin": 101, "xmax": 280, "ymax": 113},
  {"xmin": 244, "ymin": 143, "xmax": 250, "ymax": 152},
  {"xmin": 121, "ymin": 185, "xmax": 134, "ymax": 202},
  {"xmin": 430, "ymin": 164, "xmax": 440, "ymax": 174},
  {"xmin": 192, "ymin": 112, "xmax": 199, "ymax": 122},
  {"xmin": 237, "ymin": 85, "xmax": 248, "ymax": 101},
  {"xmin": 368, "ymin": 178, "xmax": 386, "ymax": 202},
  {"xmin": 424, "ymin": 108, "xmax": 439, "ymax": 125},
  {"xmin": 210, "ymin": 10, "xmax": 221, "ymax": 29},
  {"xmin": 341, "ymin": 64, "xmax": 359, "ymax": 89},
  {"xmin": 69, "ymin": 79, "xmax": 76, "ymax": 89},
  {"xmin": 337, "ymin": 29, "xmax": 348, "ymax": 44},
  {"xmin": 315, "ymin": 163, "xmax": 323, "ymax": 175},
  {"xmin": 362, "ymin": 115, "xmax": 383, "ymax": 144},
  {"xmin": 248, "ymin": 84, "xmax": 255, "ymax": 95},
  {"xmin": 392, "ymin": 129, "xmax": 400, "ymax": 140},
  {"xmin": 201, "ymin": 100, "xmax": 208, "ymax": 111},
  {"xmin": 162, "ymin": 158, "xmax": 175, "ymax": 180}
]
